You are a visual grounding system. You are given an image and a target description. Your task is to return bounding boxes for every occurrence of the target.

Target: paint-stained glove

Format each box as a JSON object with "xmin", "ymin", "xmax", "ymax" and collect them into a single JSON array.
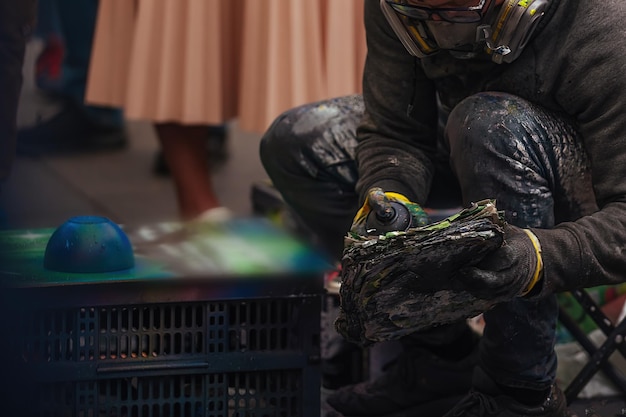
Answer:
[
  {"xmin": 456, "ymin": 224, "xmax": 544, "ymax": 299},
  {"xmin": 349, "ymin": 187, "xmax": 429, "ymax": 237},
  {"xmin": 337, "ymin": 199, "xmax": 506, "ymax": 344}
]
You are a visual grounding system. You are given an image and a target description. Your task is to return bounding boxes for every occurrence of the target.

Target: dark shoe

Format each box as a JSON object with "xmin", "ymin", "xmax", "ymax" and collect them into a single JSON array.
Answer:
[
  {"xmin": 152, "ymin": 151, "xmax": 170, "ymax": 176},
  {"xmin": 16, "ymin": 102, "xmax": 127, "ymax": 156},
  {"xmin": 206, "ymin": 124, "xmax": 229, "ymax": 161},
  {"xmin": 443, "ymin": 388, "xmax": 568, "ymax": 417},
  {"xmin": 325, "ymin": 346, "xmax": 478, "ymax": 417},
  {"xmin": 444, "ymin": 368, "xmax": 568, "ymax": 417},
  {"xmin": 250, "ymin": 180, "xmax": 316, "ymax": 233}
]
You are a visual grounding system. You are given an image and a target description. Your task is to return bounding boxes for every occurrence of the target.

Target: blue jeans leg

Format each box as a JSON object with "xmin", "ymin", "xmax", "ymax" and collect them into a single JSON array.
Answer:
[{"xmin": 55, "ymin": 0, "xmax": 123, "ymax": 128}]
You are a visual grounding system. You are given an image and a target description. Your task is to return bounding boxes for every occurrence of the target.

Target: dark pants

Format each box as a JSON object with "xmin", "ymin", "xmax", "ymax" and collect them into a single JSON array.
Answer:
[
  {"xmin": 35, "ymin": 0, "xmax": 123, "ymax": 128},
  {"xmin": 0, "ymin": 0, "xmax": 37, "ymax": 182},
  {"xmin": 260, "ymin": 93, "xmax": 597, "ymax": 391}
]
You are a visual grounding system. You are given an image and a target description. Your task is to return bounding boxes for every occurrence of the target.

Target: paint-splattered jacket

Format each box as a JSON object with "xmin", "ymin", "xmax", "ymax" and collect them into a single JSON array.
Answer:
[{"xmin": 356, "ymin": 0, "xmax": 626, "ymax": 292}]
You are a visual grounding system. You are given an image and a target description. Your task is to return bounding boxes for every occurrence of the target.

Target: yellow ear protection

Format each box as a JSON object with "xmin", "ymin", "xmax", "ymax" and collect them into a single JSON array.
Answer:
[{"xmin": 480, "ymin": 0, "xmax": 551, "ymax": 63}]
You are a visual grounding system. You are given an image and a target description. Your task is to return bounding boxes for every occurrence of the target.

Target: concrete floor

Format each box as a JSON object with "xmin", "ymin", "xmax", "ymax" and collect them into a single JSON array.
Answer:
[
  {"xmin": 1, "ymin": 119, "xmax": 266, "ymax": 230},
  {"xmin": 1, "ymin": 41, "xmax": 267, "ymax": 230}
]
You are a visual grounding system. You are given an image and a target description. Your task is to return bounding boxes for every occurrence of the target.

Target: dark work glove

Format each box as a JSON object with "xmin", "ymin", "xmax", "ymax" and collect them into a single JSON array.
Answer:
[{"xmin": 456, "ymin": 224, "xmax": 543, "ymax": 300}]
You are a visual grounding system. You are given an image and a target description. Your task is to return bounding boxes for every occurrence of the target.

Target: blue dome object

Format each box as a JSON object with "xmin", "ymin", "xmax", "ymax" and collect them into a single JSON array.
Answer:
[{"xmin": 44, "ymin": 216, "xmax": 135, "ymax": 273}]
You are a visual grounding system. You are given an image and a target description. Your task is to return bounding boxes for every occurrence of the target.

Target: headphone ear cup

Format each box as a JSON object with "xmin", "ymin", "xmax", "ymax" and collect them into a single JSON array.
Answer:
[
  {"xmin": 489, "ymin": 0, "xmax": 517, "ymax": 50},
  {"xmin": 486, "ymin": 0, "xmax": 551, "ymax": 63}
]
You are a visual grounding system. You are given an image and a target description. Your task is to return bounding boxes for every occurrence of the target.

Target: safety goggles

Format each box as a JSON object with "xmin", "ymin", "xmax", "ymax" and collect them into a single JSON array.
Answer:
[
  {"xmin": 380, "ymin": 0, "xmax": 493, "ymax": 58},
  {"xmin": 384, "ymin": 0, "xmax": 490, "ymax": 23}
]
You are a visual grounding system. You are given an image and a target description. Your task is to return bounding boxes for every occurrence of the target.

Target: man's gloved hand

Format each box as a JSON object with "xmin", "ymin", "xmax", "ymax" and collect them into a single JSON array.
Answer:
[
  {"xmin": 349, "ymin": 187, "xmax": 429, "ymax": 237},
  {"xmin": 456, "ymin": 224, "xmax": 544, "ymax": 300}
]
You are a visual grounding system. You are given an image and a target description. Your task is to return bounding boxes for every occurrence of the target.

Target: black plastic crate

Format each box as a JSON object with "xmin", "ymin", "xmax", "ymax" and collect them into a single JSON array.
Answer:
[
  {"xmin": 23, "ymin": 370, "xmax": 308, "ymax": 417},
  {"xmin": 0, "ymin": 218, "xmax": 330, "ymax": 417},
  {"xmin": 2, "ymin": 297, "xmax": 321, "ymax": 417},
  {"xmin": 24, "ymin": 369, "xmax": 319, "ymax": 417},
  {"xmin": 8, "ymin": 298, "xmax": 316, "ymax": 366}
]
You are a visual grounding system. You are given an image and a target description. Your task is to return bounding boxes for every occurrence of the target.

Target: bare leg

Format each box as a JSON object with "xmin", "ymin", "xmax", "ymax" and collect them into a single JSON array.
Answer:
[{"xmin": 155, "ymin": 122, "xmax": 220, "ymax": 220}]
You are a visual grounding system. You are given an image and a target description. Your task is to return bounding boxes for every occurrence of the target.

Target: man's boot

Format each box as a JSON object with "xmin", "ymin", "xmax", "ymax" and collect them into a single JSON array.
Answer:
[
  {"xmin": 443, "ymin": 366, "xmax": 568, "ymax": 417},
  {"xmin": 326, "ymin": 333, "xmax": 479, "ymax": 417}
]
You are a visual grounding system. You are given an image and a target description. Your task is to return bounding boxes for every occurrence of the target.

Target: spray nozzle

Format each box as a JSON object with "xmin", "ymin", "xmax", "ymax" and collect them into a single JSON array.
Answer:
[{"xmin": 365, "ymin": 189, "xmax": 412, "ymax": 235}]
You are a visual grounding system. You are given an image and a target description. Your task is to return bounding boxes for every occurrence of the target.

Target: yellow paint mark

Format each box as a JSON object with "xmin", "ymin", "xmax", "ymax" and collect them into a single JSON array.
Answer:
[{"xmin": 493, "ymin": 1, "xmax": 515, "ymax": 40}]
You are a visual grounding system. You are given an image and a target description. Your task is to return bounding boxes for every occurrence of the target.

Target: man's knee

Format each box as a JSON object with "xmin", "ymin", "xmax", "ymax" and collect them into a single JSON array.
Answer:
[
  {"xmin": 446, "ymin": 92, "xmax": 534, "ymax": 167},
  {"xmin": 260, "ymin": 97, "xmax": 361, "ymax": 182},
  {"xmin": 259, "ymin": 110, "xmax": 295, "ymax": 175},
  {"xmin": 259, "ymin": 105, "xmax": 324, "ymax": 183}
]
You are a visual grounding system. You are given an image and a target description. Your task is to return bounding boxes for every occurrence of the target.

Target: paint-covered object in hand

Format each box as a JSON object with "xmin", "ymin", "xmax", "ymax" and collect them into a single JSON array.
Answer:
[{"xmin": 336, "ymin": 200, "xmax": 506, "ymax": 346}]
